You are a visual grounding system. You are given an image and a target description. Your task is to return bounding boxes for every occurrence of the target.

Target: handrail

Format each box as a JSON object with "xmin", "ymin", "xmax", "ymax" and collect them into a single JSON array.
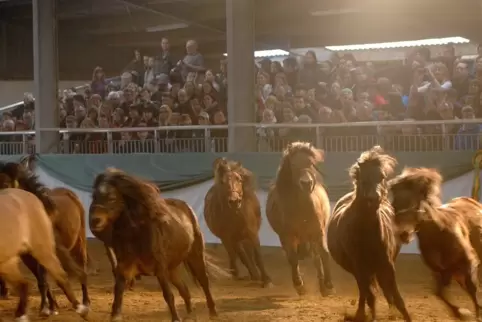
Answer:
[{"xmin": 0, "ymin": 76, "xmax": 121, "ymax": 113}]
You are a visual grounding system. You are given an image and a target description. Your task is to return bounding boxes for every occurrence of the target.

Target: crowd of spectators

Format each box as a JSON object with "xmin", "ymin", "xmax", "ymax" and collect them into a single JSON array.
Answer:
[{"xmin": 1, "ymin": 39, "xmax": 482, "ymax": 153}]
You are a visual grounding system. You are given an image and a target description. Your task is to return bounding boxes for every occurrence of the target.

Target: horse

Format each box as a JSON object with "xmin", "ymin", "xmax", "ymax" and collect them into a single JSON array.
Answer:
[
  {"xmin": 0, "ymin": 188, "xmax": 90, "ymax": 321},
  {"xmin": 89, "ymin": 168, "xmax": 219, "ymax": 322},
  {"xmin": 327, "ymin": 146, "xmax": 411, "ymax": 322},
  {"xmin": 266, "ymin": 141, "xmax": 334, "ymax": 296},
  {"xmin": 204, "ymin": 157, "xmax": 272, "ymax": 287},
  {"xmin": 390, "ymin": 167, "xmax": 482, "ymax": 320},
  {"xmin": 0, "ymin": 160, "xmax": 91, "ymax": 317}
]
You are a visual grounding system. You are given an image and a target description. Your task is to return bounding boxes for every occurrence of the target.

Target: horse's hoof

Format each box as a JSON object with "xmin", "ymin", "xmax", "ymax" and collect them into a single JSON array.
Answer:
[
  {"xmin": 262, "ymin": 281, "xmax": 274, "ymax": 289},
  {"xmin": 111, "ymin": 315, "xmax": 123, "ymax": 322},
  {"xmin": 295, "ymin": 284, "xmax": 307, "ymax": 296},
  {"xmin": 456, "ymin": 308, "xmax": 473, "ymax": 320},
  {"xmin": 321, "ymin": 286, "xmax": 336, "ymax": 297},
  {"xmin": 39, "ymin": 307, "xmax": 51, "ymax": 317},
  {"xmin": 15, "ymin": 315, "xmax": 29, "ymax": 322},
  {"xmin": 76, "ymin": 304, "xmax": 90, "ymax": 320}
]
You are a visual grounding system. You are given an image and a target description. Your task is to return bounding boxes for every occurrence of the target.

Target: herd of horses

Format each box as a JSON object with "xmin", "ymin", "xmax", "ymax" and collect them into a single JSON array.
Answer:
[{"xmin": 0, "ymin": 143, "xmax": 482, "ymax": 321}]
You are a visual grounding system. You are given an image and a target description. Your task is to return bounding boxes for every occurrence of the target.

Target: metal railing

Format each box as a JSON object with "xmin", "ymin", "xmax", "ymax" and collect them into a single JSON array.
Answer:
[
  {"xmin": 1, "ymin": 119, "xmax": 481, "ymax": 154},
  {"xmin": 0, "ymin": 76, "xmax": 121, "ymax": 114}
]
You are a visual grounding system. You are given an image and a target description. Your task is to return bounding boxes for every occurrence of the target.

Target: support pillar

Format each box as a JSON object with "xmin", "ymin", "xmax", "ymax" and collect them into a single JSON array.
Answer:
[
  {"xmin": 0, "ymin": 22, "xmax": 7, "ymax": 77},
  {"xmin": 226, "ymin": 0, "xmax": 256, "ymax": 152},
  {"xmin": 33, "ymin": 0, "xmax": 59, "ymax": 153}
]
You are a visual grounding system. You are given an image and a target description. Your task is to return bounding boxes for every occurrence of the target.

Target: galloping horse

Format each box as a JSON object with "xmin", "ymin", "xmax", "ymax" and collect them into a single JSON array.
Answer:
[
  {"xmin": 0, "ymin": 160, "xmax": 91, "ymax": 316},
  {"xmin": 0, "ymin": 188, "xmax": 89, "ymax": 321},
  {"xmin": 266, "ymin": 141, "xmax": 334, "ymax": 296},
  {"xmin": 328, "ymin": 146, "xmax": 411, "ymax": 321},
  {"xmin": 204, "ymin": 157, "xmax": 272, "ymax": 287},
  {"xmin": 390, "ymin": 168, "xmax": 482, "ymax": 320},
  {"xmin": 89, "ymin": 168, "xmax": 219, "ymax": 321}
]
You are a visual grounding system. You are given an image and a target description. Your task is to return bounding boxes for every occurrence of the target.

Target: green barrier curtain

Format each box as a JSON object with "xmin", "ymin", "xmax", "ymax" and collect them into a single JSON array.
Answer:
[{"xmin": 36, "ymin": 151, "xmax": 474, "ymax": 201}]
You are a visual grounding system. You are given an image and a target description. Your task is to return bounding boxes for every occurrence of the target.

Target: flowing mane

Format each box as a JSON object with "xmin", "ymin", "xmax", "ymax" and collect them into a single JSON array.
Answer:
[
  {"xmin": 0, "ymin": 161, "xmax": 56, "ymax": 216},
  {"xmin": 349, "ymin": 146, "xmax": 396, "ymax": 191},
  {"xmin": 389, "ymin": 167, "xmax": 443, "ymax": 206},
  {"xmin": 275, "ymin": 141, "xmax": 323, "ymax": 189},
  {"xmin": 213, "ymin": 158, "xmax": 256, "ymax": 191}
]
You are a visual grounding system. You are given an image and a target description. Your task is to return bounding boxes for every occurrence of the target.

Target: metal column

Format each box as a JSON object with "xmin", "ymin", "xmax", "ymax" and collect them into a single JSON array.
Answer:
[
  {"xmin": 33, "ymin": 0, "xmax": 59, "ymax": 153},
  {"xmin": 226, "ymin": 0, "xmax": 256, "ymax": 152}
]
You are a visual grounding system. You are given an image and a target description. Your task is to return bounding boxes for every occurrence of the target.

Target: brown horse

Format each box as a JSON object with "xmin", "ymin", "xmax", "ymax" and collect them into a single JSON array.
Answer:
[
  {"xmin": 204, "ymin": 157, "xmax": 272, "ymax": 287},
  {"xmin": 266, "ymin": 141, "xmax": 334, "ymax": 296},
  {"xmin": 390, "ymin": 167, "xmax": 482, "ymax": 320},
  {"xmin": 89, "ymin": 168, "xmax": 219, "ymax": 322},
  {"xmin": 327, "ymin": 146, "xmax": 411, "ymax": 322},
  {"xmin": 0, "ymin": 161, "xmax": 91, "ymax": 316},
  {"xmin": 0, "ymin": 187, "xmax": 90, "ymax": 321}
]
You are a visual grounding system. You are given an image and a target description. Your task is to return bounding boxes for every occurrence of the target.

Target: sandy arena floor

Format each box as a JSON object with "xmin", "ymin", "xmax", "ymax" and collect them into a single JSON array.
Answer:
[{"xmin": 0, "ymin": 239, "xmax": 476, "ymax": 321}]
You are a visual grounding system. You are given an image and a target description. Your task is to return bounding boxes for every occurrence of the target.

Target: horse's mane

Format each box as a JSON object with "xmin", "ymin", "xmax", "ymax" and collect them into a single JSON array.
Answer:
[
  {"xmin": 0, "ymin": 161, "xmax": 57, "ymax": 215},
  {"xmin": 349, "ymin": 146, "xmax": 397, "ymax": 188},
  {"xmin": 389, "ymin": 167, "xmax": 442, "ymax": 204},
  {"xmin": 93, "ymin": 168, "xmax": 171, "ymax": 264},
  {"xmin": 275, "ymin": 141, "xmax": 324, "ymax": 189},
  {"xmin": 213, "ymin": 158, "xmax": 256, "ymax": 191}
]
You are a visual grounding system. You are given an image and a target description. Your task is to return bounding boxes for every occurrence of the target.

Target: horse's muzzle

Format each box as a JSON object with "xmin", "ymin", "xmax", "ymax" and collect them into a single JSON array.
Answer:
[
  {"xmin": 90, "ymin": 217, "xmax": 106, "ymax": 232},
  {"xmin": 228, "ymin": 199, "xmax": 242, "ymax": 209}
]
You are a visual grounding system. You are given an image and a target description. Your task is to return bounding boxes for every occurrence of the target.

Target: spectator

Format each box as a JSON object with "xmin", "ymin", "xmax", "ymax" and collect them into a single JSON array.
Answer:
[
  {"xmin": 144, "ymin": 57, "xmax": 155, "ymax": 87},
  {"xmin": 179, "ymin": 40, "xmax": 205, "ymax": 83},
  {"xmin": 124, "ymin": 49, "xmax": 145, "ymax": 86},
  {"xmin": 154, "ymin": 38, "xmax": 174, "ymax": 79},
  {"xmin": 91, "ymin": 66, "xmax": 107, "ymax": 98}
]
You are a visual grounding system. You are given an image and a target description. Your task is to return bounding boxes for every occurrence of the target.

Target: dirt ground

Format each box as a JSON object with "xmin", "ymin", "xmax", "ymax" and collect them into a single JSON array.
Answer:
[{"xmin": 0, "ymin": 239, "xmax": 476, "ymax": 321}]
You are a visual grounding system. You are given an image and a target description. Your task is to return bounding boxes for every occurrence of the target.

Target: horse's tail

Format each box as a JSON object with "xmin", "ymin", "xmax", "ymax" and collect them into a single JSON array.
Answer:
[
  {"xmin": 54, "ymin": 241, "xmax": 87, "ymax": 283},
  {"xmin": 297, "ymin": 242, "xmax": 311, "ymax": 260},
  {"xmin": 52, "ymin": 188, "xmax": 90, "ymax": 271}
]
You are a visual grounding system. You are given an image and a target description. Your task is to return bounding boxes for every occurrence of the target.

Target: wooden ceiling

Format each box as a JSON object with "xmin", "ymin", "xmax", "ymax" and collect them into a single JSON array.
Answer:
[{"xmin": 2, "ymin": 0, "xmax": 482, "ymax": 58}]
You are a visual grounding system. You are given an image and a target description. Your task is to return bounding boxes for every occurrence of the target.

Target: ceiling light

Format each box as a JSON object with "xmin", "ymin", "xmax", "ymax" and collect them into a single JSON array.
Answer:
[
  {"xmin": 223, "ymin": 49, "xmax": 290, "ymax": 58},
  {"xmin": 325, "ymin": 37, "xmax": 470, "ymax": 51}
]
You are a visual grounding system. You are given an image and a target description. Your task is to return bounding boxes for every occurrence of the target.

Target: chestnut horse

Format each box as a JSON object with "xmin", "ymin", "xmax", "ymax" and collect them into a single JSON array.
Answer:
[
  {"xmin": 328, "ymin": 146, "xmax": 411, "ymax": 321},
  {"xmin": 89, "ymin": 168, "xmax": 219, "ymax": 322},
  {"xmin": 266, "ymin": 141, "xmax": 334, "ymax": 296},
  {"xmin": 204, "ymin": 157, "xmax": 272, "ymax": 287},
  {"xmin": 0, "ymin": 187, "xmax": 89, "ymax": 321},
  {"xmin": 0, "ymin": 161, "xmax": 90, "ymax": 317},
  {"xmin": 390, "ymin": 168, "xmax": 482, "ymax": 320}
]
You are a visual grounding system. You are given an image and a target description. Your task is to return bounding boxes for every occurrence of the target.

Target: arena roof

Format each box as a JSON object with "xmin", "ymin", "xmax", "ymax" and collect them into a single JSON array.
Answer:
[{"xmin": 1, "ymin": 0, "xmax": 481, "ymax": 59}]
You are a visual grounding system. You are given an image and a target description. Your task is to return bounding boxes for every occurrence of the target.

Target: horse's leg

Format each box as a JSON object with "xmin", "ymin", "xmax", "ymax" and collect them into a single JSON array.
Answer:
[
  {"xmin": 234, "ymin": 240, "xmax": 260, "ymax": 281},
  {"xmin": 247, "ymin": 235, "xmax": 273, "ymax": 288},
  {"xmin": 455, "ymin": 264, "xmax": 482, "ymax": 320},
  {"xmin": 185, "ymin": 250, "xmax": 217, "ymax": 317},
  {"xmin": 319, "ymin": 235, "xmax": 335, "ymax": 294},
  {"xmin": 111, "ymin": 262, "xmax": 135, "ymax": 322},
  {"xmin": 0, "ymin": 278, "xmax": 8, "ymax": 299},
  {"xmin": 169, "ymin": 268, "xmax": 193, "ymax": 317},
  {"xmin": 156, "ymin": 271, "xmax": 181, "ymax": 322},
  {"xmin": 376, "ymin": 264, "xmax": 411, "ymax": 322},
  {"xmin": 20, "ymin": 254, "xmax": 59, "ymax": 317},
  {"xmin": 30, "ymin": 248, "xmax": 89, "ymax": 320},
  {"xmin": 345, "ymin": 273, "xmax": 370, "ymax": 322},
  {"xmin": 0, "ymin": 258, "xmax": 29, "ymax": 321},
  {"xmin": 433, "ymin": 272, "xmax": 464, "ymax": 319},
  {"xmin": 71, "ymin": 239, "xmax": 91, "ymax": 306},
  {"xmin": 281, "ymin": 237, "xmax": 305, "ymax": 295},
  {"xmin": 105, "ymin": 243, "xmax": 118, "ymax": 277},
  {"xmin": 221, "ymin": 238, "xmax": 240, "ymax": 279},
  {"xmin": 312, "ymin": 241, "xmax": 329, "ymax": 297}
]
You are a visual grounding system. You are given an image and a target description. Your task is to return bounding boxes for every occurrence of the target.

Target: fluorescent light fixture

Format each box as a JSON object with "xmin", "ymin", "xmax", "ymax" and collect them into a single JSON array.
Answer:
[
  {"xmin": 145, "ymin": 23, "xmax": 189, "ymax": 33},
  {"xmin": 311, "ymin": 8, "xmax": 362, "ymax": 17},
  {"xmin": 325, "ymin": 37, "xmax": 470, "ymax": 51},
  {"xmin": 223, "ymin": 49, "xmax": 290, "ymax": 58}
]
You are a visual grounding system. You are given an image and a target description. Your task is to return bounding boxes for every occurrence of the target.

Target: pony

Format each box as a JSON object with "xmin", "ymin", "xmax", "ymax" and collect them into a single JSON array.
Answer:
[
  {"xmin": 89, "ymin": 168, "xmax": 219, "ymax": 322},
  {"xmin": 0, "ymin": 160, "xmax": 91, "ymax": 317},
  {"xmin": 204, "ymin": 157, "xmax": 272, "ymax": 287},
  {"xmin": 266, "ymin": 141, "xmax": 334, "ymax": 296},
  {"xmin": 0, "ymin": 188, "xmax": 89, "ymax": 321},
  {"xmin": 327, "ymin": 146, "xmax": 411, "ymax": 321},
  {"xmin": 390, "ymin": 167, "xmax": 482, "ymax": 320}
]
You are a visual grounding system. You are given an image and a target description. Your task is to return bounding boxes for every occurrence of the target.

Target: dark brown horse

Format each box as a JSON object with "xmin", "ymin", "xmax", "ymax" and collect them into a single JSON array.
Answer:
[
  {"xmin": 204, "ymin": 157, "xmax": 272, "ymax": 287},
  {"xmin": 266, "ymin": 141, "xmax": 334, "ymax": 296},
  {"xmin": 390, "ymin": 167, "xmax": 482, "ymax": 320},
  {"xmin": 89, "ymin": 168, "xmax": 219, "ymax": 322},
  {"xmin": 327, "ymin": 146, "xmax": 411, "ymax": 322},
  {"xmin": 0, "ymin": 161, "xmax": 91, "ymax": 317}
]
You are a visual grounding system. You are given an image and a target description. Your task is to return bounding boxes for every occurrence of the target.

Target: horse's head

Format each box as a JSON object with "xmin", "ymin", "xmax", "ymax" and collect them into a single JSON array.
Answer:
[
  {"xmin": 349, "ymin": 146, "xmax": 396, "ymax": 206},
  {"xmin": 90, "ymin": 168, "xmax": 162, "ymax": 232},
  {"xmin": 277, "ymin": 142, "xmax": 324, "ymax": 194},
  {"xmin": 213, "ymin": 158, "xmax": 245, "ymax": 210},
  {"xmin": 388, "ymin": 167, "xmax": 442, "ymax": 243},
  {"xmin": 0, "ymin": 162, "xmax": 25, "ymax": 189}
]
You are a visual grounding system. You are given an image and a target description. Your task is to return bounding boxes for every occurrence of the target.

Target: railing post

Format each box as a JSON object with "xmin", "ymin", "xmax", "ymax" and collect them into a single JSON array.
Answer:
[
  {"xmin": 315, "ymin": 126, "xmax": 321, "ymax": 148},
  {"xmin": 62, "ymin": 134, "xmax": 70, "ymax": 154},
  {"xmin": 107, "ymin": 132, "xmax": 113, "ymax": 153},
  {"xmin": 153, "ymin": 130, "xmax": 159, "ymax": 153},
  {"xmin": 22, "ymin": 134, "xmax": 28, "ymax": 154},
  {"xmin": 204, "ymin": 128, "xmax": 212, "ymax": 153}
]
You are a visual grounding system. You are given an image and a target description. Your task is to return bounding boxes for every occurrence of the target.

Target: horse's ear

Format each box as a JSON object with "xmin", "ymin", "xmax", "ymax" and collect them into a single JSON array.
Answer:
[
  {"xmin": 370, "ymin": 145, "xmax": 385, "ymax": 154},
  {"xmin": 213, "ymin": 157, "xmax": 226, "ymax": 170},
  {"xmin": 313, "ymin": 148, "xmax": 325, "ymax": 163},
  {"xmin": 19, "ymin": 154, "xmax": 35, "ymax": 171}
]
